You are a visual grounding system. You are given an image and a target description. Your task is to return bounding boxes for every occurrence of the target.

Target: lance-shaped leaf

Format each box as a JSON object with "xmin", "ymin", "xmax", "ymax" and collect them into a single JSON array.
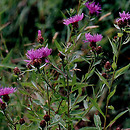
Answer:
[
  {"xmin": 108, "ymin": 37, "xmax": 117, "ymax": 57},
  {"xmin": 114, "ymin": 64, "xmax": 130, "ymax": 79},
  {"xmin": 89, "ymin": 98, "xmax": 105, "ymax": 119},
  {"xmin": 95, "ymin": 71, "xmax": 110, "ymax": 89},
  {"xmin": 106, "ymin": 110, "xmax": 128, "ymax": 129}
]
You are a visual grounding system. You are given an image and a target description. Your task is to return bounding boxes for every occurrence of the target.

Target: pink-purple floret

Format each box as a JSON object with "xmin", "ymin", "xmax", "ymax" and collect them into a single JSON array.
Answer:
[
  {"xmin": 85, "ymin": 2, "xmax": 101, "ymax": 15},
  {"xmin": 85, "ymin": 33, "xmax": 103, "ymax": 43},
  {"xmin": 0, "ymin": 87, "xmax": 16, "ymax": 96},
  {"xmin": 25, "ymin": 47, "xmax": 52, "ymax": 65},
  {"xmin": 63, "ymin": 13, "xmax": 84, "ymax": 25},
  {"xmin": 116, "ymin": 11, "xmax": 130, "ymax": 22}
]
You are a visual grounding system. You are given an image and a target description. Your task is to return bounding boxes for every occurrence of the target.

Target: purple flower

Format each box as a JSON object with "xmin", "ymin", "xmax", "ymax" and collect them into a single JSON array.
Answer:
[
  {"xmin": 85, "ymin": 33, "xmax": 103, "ymax": 43},
  {"xmin": 85, "ymin": 2, "xmax": 101, "ymax": 15},
  {"xmin": 0, "ymin": 87, "xmax": 16, "ymax": 96},
  {"xmin": 116, "ymin": 11, "xmax": 130, "ymax": 28},
  {"xmin": 84, "ymin": 33, "xmax": 103, "ymax": 48},
  {"xmin": 63, "ymin": 13, "xmax": 84, "ymax": 27},
  {"xmin": 25, "ymin": 47, "xmax": 52, "ymax": 66},
  {"xmin": 119, "ymin": 11, "xmax": 130, "ymax": 19}
]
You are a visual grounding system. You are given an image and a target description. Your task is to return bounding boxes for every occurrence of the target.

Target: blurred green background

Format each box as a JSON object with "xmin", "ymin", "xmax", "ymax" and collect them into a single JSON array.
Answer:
[{"xmin": 0, "ymin": 0, "xmax": 130, "ymax": 129}]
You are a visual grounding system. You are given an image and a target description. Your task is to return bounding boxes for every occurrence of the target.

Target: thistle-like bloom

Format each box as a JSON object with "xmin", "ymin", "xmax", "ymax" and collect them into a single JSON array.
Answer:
[
  {"xmin": 85, "ymin": 33, "xmax": 103, "ymax": 43},
  {"xmin": 85, "ymin": 2, "xmax": 101, "ymax": 15},
  {"xmin": 116, "ymin": 11, "xmax": 130, "ymax": 28},
  {"xmin": 0, "ymin": 87, "xmax": 16, "ymax": 96},
  {"xmin": 63, "ymin": 13, "xmax": 84, "ymax": 27},
  {"xmin": 25, "ymin": 47, "xmax": 52, "ymax": 66}
]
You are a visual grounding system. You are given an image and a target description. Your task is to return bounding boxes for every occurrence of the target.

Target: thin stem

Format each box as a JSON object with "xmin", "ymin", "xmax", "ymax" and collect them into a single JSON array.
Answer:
[
  {"xmin": 67, "ymin": 73, "xmax": 71, "ymax": 130},
  {"xmin": 47, "ymin": 85, "xmax": 50, "ymax": 118},
  {"xmin": 103, "ymin": 36, "xmax": 122, "ymax": 130},
  {"xmin": 3, "ymin": 110, "xmax": 16, "ymax": 129}
]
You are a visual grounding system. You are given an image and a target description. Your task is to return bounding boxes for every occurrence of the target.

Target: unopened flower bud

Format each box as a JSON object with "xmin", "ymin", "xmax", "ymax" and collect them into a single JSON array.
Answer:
[
  {"xmin": 104, "ymin": 61, "xmax": 111, "ymax": 70},
  {"xmin": 37, "ymin": 30, "xmax": 44, "ymax": 44},
  {"xmin": 116, "ymin": 127, "xmax": 121, "ymax": 130},
  {"xmin": 20, "ymin": 118, "xmax": 25, "ymax": 125},
  {"xmin": 102, "ymin": 73, "xmax": 108, "ymax": 79},
  {"xmin": 3, "ymin": 94, "xmax": 10, "ymax": 102},
  {"xmin": 40, "ymin": 120, "xmax": 46, "ymax": 128},
  {"xmin": 1, "ymin": 103, "xmax": 6, "ymax": 110},
  {"xmin": 44, "ymin": 114, "xmax": 50, "ymax": 122},
  {"xmin": 96, "ymin": 46, "xmax": 102, "ymax": 54},
  {"xmin": 13, "ymin": 67, "xmax": 21, "ymax": 75}
]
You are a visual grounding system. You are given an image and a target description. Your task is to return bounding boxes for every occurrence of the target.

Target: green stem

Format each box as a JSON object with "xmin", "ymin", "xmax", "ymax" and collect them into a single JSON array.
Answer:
[
  {"xmin": 3, "ymin": 110, "xmax": 16, "ymax": 129},
  {"xmin": 67, "ymin": 73, "xmax": 71, "ymax": 130},
  {"xmin": 103, "ymin": 36, "xmax": 122, "ymax": 130}
]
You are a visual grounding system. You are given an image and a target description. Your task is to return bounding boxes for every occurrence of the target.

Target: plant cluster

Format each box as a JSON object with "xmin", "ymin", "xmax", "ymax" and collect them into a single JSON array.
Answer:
[{"xmin": 0, "ymin": 0, "xmax": 130, "ymax": 130}]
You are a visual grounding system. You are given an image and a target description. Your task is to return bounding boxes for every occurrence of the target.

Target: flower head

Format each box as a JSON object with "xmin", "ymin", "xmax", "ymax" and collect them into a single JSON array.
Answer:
[
  {"xmin": 85, "ymin": 33, "xmax": 103, "ymax": 43},
  {"xmin": 0, "ymin": 87, "xmax": 16, "ymax": 102},
  {"xmin": 0, "ymin": 87, "xmax": 16, "ymax": 96},
  {"xmin": 85, "ymin": 2, "xmax": 101, "ymax": 15},
  {"xmin": 63, "ymin": 13, "xmax": 84, "ymax": 27},
  {"xmin": 116, "ymin": 11, "xmax": 130, "ymax": 28},
  {"xmin": 25, "ymin": 47, "xmax": 52, "ymax": 67}
]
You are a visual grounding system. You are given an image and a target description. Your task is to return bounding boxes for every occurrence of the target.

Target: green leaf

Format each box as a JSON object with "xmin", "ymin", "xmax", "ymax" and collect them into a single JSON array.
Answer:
[
  {"xmin": 76, "ymin": 95, "xmax": 87, "ymax": 104},
  {"xmin": 106, "ymin": 110, "xmax": 128, "ymax": 129},
  {"xmin": 114, "ymin": 64, "xmax": 130, "ymax": 79},
  {"xmin": 83, "ymin": 100, "xmax": 88, "ymax": 109},
  {"xmin": 112, "ymin": 62, "xmax": 117, "ymax": 70},
  {"xmin": 84, "ymin": 68, "xmax": 95, "ymax": 81},
  {"xmin": 0, "ymin": 63, "xmax": 24, "ymax": 69},
  {"xmin": 108, "ymin": 105, "xmax": 114, "ymax": 110},
  {"xmin": 67, "ymin": 25, "xmax": 71, "ymax": 42},
  {"xmin": 70, "ymin": 110, "xmax": 84, "ymax": 115},
  {"xmin": 107, "ymin": 86, "xmax": 116, "ymax": 101},
  {"xmin": 95, "ymin": 71, "xmax": 110, "ymax": 89},
  {"xmin": 55, "ymin": 40, "xmax": 63, "ymax": 52},
  {"xmin": 108, "ymin": 37, "xmax": 117, "ymax": 56},
  {"xmin": 122, "ymin": 36, "xmax": 130, "ymax": 44},
  {"xmin": 114, "ymin": 24, "xmax": 120, "ymax": 30},
  {"xmin": 117, "ymin": 33, "xmax": 123, "ymax": 37},
  {"xmin": 72, "ymin": 74, "xmax": 77, "ymax": 87},
  {"xmin": 94, "ymin": 114, "xmax": 101, "ymax": 129},
  {"xmin": 79, "ymin": 127, "xmax": 98, "ymax": 130},
  {"xmin": 89, "ymin": 98, "xmax": 105, "ymax": 119}
]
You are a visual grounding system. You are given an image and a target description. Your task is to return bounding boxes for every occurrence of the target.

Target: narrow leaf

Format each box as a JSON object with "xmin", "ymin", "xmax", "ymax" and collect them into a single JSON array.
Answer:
[
  {"xmin": 106, "ymin": 110, "xmax": 128, "ymax": 128},
  {"xmin": 94, "ymin": 114, "xmax": 101, "ymax": 128},
  {"xmin": 55, "ymin": 40, "xmax": 63, "ymax": 52},
  {"xmin": 108, "ymin": 37, "xmax": 117, "ymax": 56},
  {"xmin": 95, "ymin": 71, "xmax": 110, "ymax": 89},
  {"xmin": 114, "ymin": 64, "xmax": 130, "ymax": 79},
  {"xmin": 89, "ymin": 98, "xmax": 105, "ymax": 119},
  {"xmin": 107, "ymin": 86, "xmax": 116, "ymax": 101}
]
